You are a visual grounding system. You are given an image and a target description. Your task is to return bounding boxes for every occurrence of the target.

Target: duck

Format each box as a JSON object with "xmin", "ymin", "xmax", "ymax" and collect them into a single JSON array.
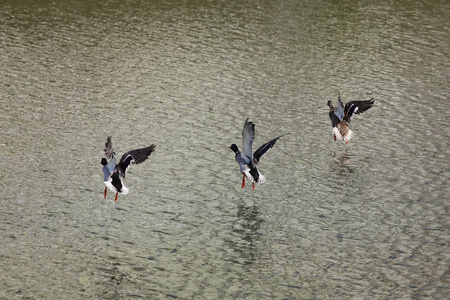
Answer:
[
  {"xmin": 229, "ymin": 118, "xmax": 288, "ymax": 190},
  {"xmin": 327, "ymin": 93, "xmax": 375, "ymax": 144},
  {"xmin": 101, "ymin": 136, "xmax": 155, "ymax": 202}
]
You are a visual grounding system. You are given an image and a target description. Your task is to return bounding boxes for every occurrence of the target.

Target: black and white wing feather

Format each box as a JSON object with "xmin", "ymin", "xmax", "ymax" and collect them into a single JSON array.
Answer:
[
  {"xmin": 253, "ymin": 133, "xmax": 289, "ymax": 165},
  {"xmin": 343, "ymin": 99, "xmax": 375, "ymax": 123},
  {"xmin": 118, "ymin": 144, "xmax": 156, "ymax": 177}
]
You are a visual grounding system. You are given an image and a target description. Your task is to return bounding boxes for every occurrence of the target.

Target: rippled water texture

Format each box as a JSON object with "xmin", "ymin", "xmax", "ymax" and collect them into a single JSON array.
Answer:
[{"xmin": 1, "ymin": 0, "xmax": 449, "ymax": 298}]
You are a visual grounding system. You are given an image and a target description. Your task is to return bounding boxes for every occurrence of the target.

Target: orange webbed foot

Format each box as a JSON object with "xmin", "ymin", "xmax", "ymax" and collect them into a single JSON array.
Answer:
[
  {"xmin": 252, "ymin": 182, "xmax": 255, "ymax": 190},
  {"xmin": 115, "ymin": 192, "xmax": 118, "ymax": 202},
  {"xmin": 242, "ymin": 175, "xmax": 246, "ymax": 188},
  {"xmin": 104, "ymin": 187, "xmax": 107, "ymax": 199}
]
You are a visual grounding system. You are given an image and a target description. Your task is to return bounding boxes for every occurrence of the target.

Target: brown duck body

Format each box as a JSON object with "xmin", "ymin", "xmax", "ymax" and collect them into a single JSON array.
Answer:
[{"xmin": 334, "ymin": 120, "xmax": 352, "ymax": 143}]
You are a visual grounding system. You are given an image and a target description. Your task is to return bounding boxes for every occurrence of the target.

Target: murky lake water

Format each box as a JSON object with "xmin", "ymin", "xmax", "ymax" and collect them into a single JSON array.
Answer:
[{"xmin": 1, "ymin": 0, "xmax": 449, "ymax": 298}]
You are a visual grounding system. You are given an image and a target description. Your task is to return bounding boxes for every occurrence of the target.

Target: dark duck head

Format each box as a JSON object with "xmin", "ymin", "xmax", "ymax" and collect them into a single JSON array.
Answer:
[{"xmin": 229, "ymin": 144, "xmax": 240, "ymax": 153}]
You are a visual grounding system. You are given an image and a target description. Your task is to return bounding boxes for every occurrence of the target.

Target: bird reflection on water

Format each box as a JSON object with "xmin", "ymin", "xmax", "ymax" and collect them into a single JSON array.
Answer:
[
  {"xmin": 224, "ymin": 204, "xmax": 264, "ymax": 265},
  {"xmin": 330, "ymin": 149, "xmax": 355, "ymax": 177}
]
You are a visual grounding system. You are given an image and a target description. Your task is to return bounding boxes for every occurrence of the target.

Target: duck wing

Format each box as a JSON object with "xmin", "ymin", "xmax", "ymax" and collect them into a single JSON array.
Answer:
[
  {"xmin": 118, "ymin": 144, "xmax": 156, "ymax": 178},
  {"xmin": 104, "ymin": 136, "xmax": 116, "ymax": 159},
  {"xmin": 327, "ymin": 101, "xmax": 341, "ymax": 127},
  {"xmin": 241, "ymin": 118, "xmax": 255, "ymax": 165},
  {"xmin": 334, "ymin": 93, "xmax": 345, "ymax": 121},
  {"xmin": 253, "ymin": 133, "xmax": 289, "ymax": 165},
  {"xmin": 343, "ymin": 99, "xmax": 375, "ymax": 123},
  {"xmin": 102, "ymin": 156, "xmax": 117, "ymax": 181}
]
